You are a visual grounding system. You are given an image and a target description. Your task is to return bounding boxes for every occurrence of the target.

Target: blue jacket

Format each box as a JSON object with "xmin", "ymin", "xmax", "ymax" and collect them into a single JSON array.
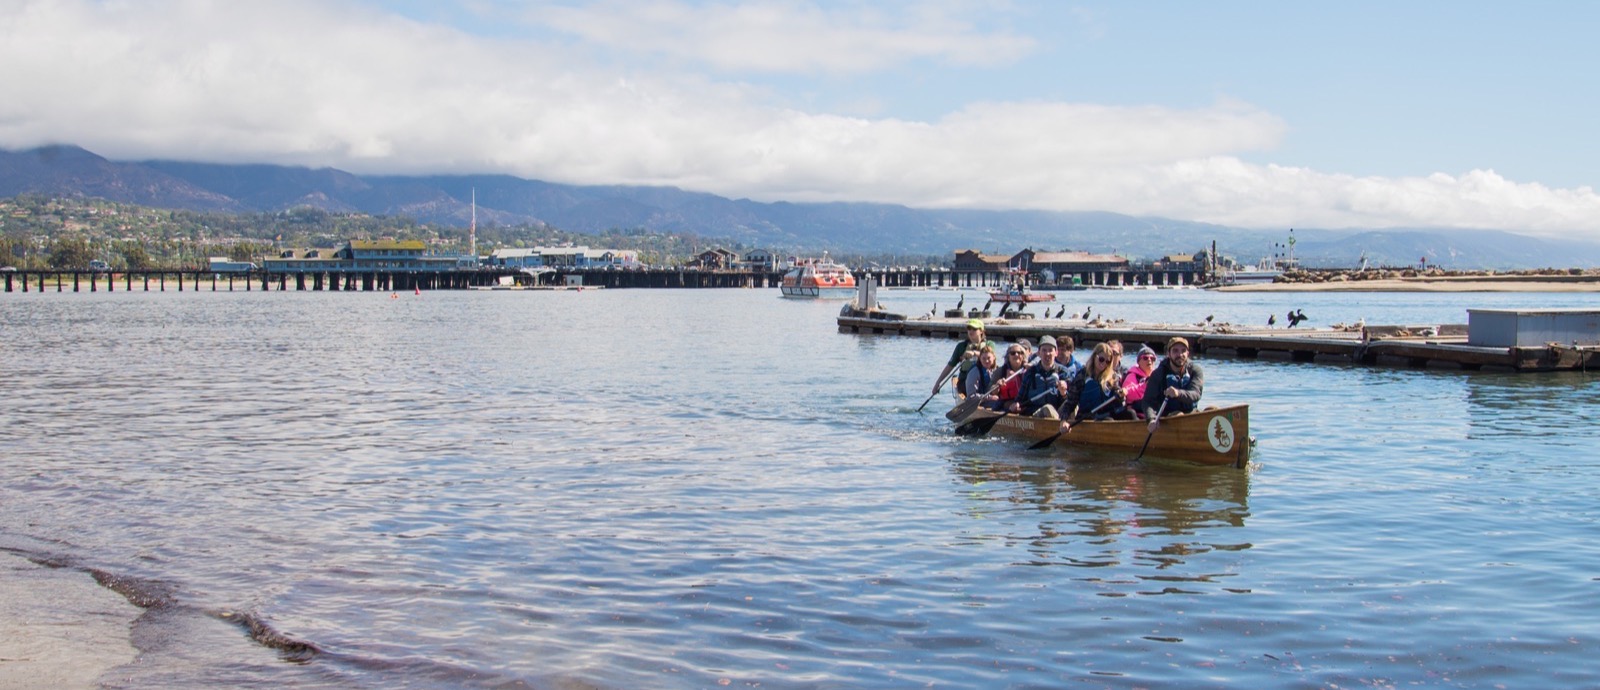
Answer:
[
  {"xmin": 1141, "ymin": 360, "xmax": 1204, "ymax": 417},
  {"xmin": 1018, "ymin": 361, "xmax": 1070, "ymax": 411}
]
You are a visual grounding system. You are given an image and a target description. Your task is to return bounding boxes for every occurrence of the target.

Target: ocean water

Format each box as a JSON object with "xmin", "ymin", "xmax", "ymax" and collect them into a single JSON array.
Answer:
[{"xmin": 2, "ymin": 287, "xmax": 1598, "ymax": 688}]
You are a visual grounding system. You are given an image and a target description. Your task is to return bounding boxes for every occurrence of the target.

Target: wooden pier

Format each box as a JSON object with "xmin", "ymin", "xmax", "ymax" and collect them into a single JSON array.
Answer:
[
  {"xmin": 1, "ymin": 267, "xmax": 803, "ymax": 292},
  {"xmin": 3, "ymin": 264, "xmax": 1202, "ymax": 294},
  {"xmin": 837, "ymin": 314, "xmax": 1599, "ymax": 373},
  {"xmin": 0, "ymin": 269, "xmax": 501, "ymax": 293}
]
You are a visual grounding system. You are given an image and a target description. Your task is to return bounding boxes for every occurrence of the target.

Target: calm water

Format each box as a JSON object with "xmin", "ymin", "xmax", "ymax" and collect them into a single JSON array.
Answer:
[{"xmin": 3, "ymin": 287, "xmax": 1598, "ymax": 688}]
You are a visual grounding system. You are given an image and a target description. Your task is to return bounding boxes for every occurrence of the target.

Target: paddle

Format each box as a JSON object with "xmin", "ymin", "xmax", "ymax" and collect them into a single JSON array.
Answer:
[
  {"xmin": 953, "ymin": 412, "xmax": 1003, "ymax": 436},
  {"xmin": 1132, "ymin": 399, "xmax": 1171, "ymax": 463},
  {"xmin": 916, "ymin": 366, "xmax": 958, "ymax": 413},
  {"xmin": 1025, "ymin": 395, "xmax": 1120, "ymax": 450},
  {"xmin": 945, "ymin": 357, "xmax": 1036, "ymax": 423}
]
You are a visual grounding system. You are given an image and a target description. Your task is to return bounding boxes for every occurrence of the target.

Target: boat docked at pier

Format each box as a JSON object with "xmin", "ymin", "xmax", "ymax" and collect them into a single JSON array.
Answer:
[
  {"xmin": 1222, "ymin": 261, "xmax": 1284, "ymax": 285},
  {"xmin": 988, "ymin": 285, "xmax": 1055, "ymax": 304},
  {"xmin": 988, "ymin": 271, "xmax": 1056, "ymax": 303},
  {"xmin": 781, "ymin": 255, "xmax": 856, "ymax": 298}
]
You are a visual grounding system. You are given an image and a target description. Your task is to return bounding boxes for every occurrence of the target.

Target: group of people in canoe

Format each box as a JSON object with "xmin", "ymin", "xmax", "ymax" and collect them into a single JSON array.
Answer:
[{"xmin": 932, "ymin": 318, "xmax": 1203, "ymax": 434}]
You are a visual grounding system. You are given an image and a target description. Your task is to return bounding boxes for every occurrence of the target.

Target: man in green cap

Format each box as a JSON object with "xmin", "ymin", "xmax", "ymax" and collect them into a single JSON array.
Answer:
[{"xmin": 932, "ymin": 318, "xmax": 995, "ymax": 398}]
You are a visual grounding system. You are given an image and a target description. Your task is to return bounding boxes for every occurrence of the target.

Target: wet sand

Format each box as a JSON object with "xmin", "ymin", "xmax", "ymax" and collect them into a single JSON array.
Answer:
[
  {"xmin": 1214, "ymin": 277, "xmax": 1600, "ymax": 292},
  {"xmin": 0, "ymin": 552, "xmax": 140, "ymax": 690}
]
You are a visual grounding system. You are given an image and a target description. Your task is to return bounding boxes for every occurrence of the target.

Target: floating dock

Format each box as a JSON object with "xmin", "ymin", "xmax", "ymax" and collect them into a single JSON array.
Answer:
[{"xmin": 837, "ymin": 309, "xmax": 1600, "ymax": 373}]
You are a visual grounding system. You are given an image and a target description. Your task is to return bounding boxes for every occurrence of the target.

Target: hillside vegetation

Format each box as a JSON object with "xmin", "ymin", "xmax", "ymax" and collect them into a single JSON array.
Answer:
[{"xmin": 0, "ymin": 194, "xmax": 803, "ymax": 270}]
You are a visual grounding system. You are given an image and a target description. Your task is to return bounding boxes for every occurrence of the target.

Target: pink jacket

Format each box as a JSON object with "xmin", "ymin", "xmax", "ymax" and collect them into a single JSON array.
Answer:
[{"xmin": 1121, "ymin": 368, "xmax": 1152, "ymax": 407}]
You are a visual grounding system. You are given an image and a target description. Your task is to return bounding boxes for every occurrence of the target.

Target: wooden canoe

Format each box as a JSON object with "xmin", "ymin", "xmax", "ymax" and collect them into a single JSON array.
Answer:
[{"xmin": 956, "ymin": 404, "xmax": 1252, "ymax": 468}]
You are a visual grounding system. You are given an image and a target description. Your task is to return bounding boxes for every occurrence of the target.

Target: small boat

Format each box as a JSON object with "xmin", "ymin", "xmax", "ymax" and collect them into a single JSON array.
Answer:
[
  {"xmin": 781, "ymin": 255, "xmax": 856, "ymax": 298},
  {"xmin": 1225, "ymin": 261, "xmax": 1284, "ymax": 284},
  {"xmin": 954, "ymin": 404, "xmax": 1252, "ymax": 468},
  {"xmin": 987, "ymin": 285, "xmax": 1055, "ymax": 303}
]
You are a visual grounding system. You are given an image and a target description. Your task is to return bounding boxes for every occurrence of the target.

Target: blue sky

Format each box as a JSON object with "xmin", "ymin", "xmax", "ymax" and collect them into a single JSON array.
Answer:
[{"xmin": 2, "ymin": 0, "xmax": 1596, "ymax": 239}]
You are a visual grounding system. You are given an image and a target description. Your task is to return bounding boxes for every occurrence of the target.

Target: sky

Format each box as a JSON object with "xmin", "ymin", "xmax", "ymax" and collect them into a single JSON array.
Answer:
[{"xmin": 2, "ymin": 0, "xmax": 1597, "ymax": 240}]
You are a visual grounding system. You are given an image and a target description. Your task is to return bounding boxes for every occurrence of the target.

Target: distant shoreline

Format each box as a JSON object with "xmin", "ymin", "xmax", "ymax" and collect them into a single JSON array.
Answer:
[{"xmin": 1214, "ymin": 277, "xmax": 1600, "ymax": 293}]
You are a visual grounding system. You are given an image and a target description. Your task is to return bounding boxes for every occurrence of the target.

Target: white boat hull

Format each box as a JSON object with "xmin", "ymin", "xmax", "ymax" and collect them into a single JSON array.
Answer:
[{"xmin": 782, "ymin": 285, "xmax": 856, "ymax": 298}]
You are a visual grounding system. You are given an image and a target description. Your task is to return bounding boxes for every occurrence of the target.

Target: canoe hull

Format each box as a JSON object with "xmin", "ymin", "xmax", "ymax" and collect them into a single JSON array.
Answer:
[{"xmin": 961, "ymin": 404, "xmax": 1251, "ymax": 468}]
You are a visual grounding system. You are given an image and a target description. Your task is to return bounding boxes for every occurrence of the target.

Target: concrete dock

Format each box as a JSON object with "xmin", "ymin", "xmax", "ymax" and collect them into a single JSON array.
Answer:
[{"xmin": 837, "ymin": 313, "xmax": 1599, "ymax": 373}]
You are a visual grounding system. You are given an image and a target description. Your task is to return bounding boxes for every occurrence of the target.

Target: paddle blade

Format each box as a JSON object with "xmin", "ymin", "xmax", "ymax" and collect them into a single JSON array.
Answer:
[
  {"xmin": 944, "ymin": 394, "xmax": 985, "ymax": 422},
  {"xmin": 954, "ymin": 414, "xmax": 1005, "ymax": 437},
  {"xmin": 1026, "ymin": 431, "xmax": 1063, "ymax": 451}
]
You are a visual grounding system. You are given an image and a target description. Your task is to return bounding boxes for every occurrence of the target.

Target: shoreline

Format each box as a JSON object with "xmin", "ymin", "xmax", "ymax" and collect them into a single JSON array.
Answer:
[
  {"xmin": 1212, "ymin": 278, "xmax": 1600, "ymax": 293},
  {"xmin": 0, "ymin": 551, "xmax": 141, "ymax": 689}
]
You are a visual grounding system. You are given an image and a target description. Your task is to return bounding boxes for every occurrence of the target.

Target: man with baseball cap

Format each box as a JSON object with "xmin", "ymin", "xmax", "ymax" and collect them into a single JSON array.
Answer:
[
  {"xmin": 1141, "ymin": 336, "xmax": 1204, "ymax": 425},
  {"xmin": 1011, "ymin": 335, "xmax": 1071, "ymax": 418}
]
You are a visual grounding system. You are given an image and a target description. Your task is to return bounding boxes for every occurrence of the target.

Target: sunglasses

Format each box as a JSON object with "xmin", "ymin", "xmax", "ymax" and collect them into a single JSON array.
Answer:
[{"xmin": 1138, "ymin": 354, "xmax": 1156, "ymax": 360}]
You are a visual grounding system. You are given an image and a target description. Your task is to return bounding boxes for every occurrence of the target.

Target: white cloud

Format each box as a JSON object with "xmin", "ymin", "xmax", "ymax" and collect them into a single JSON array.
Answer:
[
  {"xmin": 0, "ymin": 0, "xmax": 1596, "ymax": 241},
  {"xmin": 523, "ymin": 0, "xmax": 1038, "ymax": 73}
]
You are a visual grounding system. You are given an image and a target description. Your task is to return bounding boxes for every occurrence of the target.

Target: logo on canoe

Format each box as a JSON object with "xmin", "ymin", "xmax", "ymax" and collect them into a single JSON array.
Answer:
[
  {"xmin": 995, "ymin": 416, "xmax": 1028, "ymax": 431},
  {"xmin": 1207, "ymin": 415, "xmax": 1235, "ymax": 453}
]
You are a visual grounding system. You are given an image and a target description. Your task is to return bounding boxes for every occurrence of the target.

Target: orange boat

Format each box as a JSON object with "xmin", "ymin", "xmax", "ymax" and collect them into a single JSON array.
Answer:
[{"xmin": 781, "ymin": 256, "xmax": 856, "ymax": 298}]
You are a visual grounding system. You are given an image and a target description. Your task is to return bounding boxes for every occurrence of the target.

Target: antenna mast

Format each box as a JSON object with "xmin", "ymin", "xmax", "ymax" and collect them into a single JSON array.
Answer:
[{"xmin": 469, "ymin": 188, "xmax": 477, "ymax": 260}]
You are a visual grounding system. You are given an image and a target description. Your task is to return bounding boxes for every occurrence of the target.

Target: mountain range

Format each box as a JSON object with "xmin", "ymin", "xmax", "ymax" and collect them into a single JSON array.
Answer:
[{"xmin": 4, "ymin": 144, "xmax": 1599, "ymax": 269}]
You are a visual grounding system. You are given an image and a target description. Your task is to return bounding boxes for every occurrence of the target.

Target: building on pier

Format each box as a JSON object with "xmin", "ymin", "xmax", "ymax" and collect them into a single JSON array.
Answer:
[
  {"xmin": 950, "ymin": 248, "xmax": 1203, "ymax": 288},
  {"xmin": 1020, "ymin": 249, "xmax": 1130, "ymax": 287},
  {"xmin": 487, "ymin": 246, "xmax": 640, "ymax": 270},
  {"xmin": 263, "ymin": 240, "xmax": 473, "ymax": 273}
]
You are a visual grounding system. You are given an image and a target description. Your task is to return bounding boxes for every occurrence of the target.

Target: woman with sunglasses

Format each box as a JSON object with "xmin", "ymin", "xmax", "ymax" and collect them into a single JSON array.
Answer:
[
  {"xmin": 983, "ymin": 344, "xmax": 1032, "ymax": 410},
  {"xmin": 1060, "ymin": 342, "xmax": 1127, "ymax": 424}
]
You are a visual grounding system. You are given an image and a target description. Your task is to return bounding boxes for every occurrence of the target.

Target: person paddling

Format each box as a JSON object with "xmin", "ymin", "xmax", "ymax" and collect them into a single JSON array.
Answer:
[
  {"xmin": 931, "ymin": 319, "xmax": 995, "ymax": 398},
  {"xmin": 1143, "ymin": 336, "xmax": 1204, "ymax": 432},
  {"xmin": 1011, "ymin": 335, "xmax": 1070, "ymax": 418}
]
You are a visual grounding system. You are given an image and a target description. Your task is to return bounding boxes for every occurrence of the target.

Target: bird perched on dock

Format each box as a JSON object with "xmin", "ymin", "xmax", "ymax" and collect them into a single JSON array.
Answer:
[
  {"xmin": 928, "ymin": 302, "xmax": 938, "ymax": 317},
  {"xmin": 956, "ymin": 294, "xmax": 964, "ymax": 310},
  {"xmin": 1054, "ymin": 305, "xmax": 1066, "ymax": 319},
  {"xmin": 1083, "ymin": 305, "xmax": 1092, "ymax": 320},
  {"xmin": 1205, "ymin": 314, "xmax": 1215, "ymax": 324},
  {"xmin": 1268, "ymin": 314, "xmax": 1276, "ymax": 327}
]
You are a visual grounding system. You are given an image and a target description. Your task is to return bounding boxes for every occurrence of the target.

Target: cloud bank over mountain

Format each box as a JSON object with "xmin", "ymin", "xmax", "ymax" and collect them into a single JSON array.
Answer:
[{"xmin": 1, "ymin": 1, "xmax": 1595, "ymax": 239}]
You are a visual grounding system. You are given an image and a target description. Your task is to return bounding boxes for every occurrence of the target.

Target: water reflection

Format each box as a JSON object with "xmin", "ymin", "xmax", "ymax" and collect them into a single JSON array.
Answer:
[{"xmin": 946, "ymin": 450, "xmax": 1251, "ymax": 594}]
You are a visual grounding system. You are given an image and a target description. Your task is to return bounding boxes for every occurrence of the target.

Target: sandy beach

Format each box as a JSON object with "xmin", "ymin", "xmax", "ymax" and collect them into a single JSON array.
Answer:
[
  {"xmin": 1213, "ymin": 276, "xmax": 1600, "ymax": 292},
  {"xmin": 0, "ymin": 552, "xmax": 140, "ymax": 690}
]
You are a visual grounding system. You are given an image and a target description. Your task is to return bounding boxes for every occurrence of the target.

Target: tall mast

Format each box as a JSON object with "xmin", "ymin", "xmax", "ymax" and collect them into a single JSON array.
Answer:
[{"xmin": 469, "ymin": 187, "xmax": 477, "ymax": 260}]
